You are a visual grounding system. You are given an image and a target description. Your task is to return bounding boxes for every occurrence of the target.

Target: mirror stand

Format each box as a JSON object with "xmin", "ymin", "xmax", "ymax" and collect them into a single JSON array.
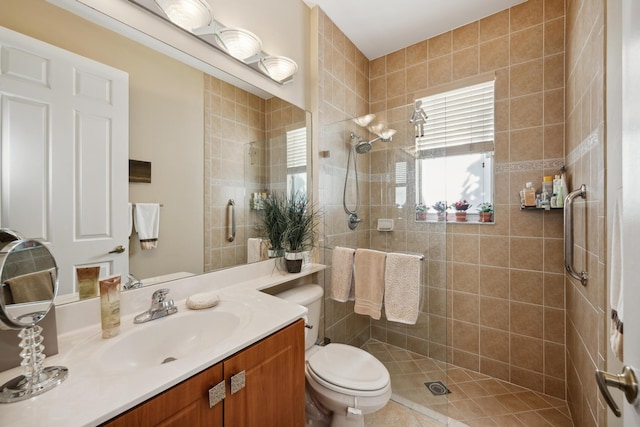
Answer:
[
  {"xmin": 0, "ymin": 232, "xmax": 69, "ymax": 403},
  {"xmin": 0, "ymin": 325, "xmax": 68, "ymax": 403}
]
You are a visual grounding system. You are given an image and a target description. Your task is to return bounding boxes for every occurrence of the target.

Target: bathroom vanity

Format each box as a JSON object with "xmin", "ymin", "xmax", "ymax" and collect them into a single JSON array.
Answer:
[
  {"xmin": 103, "ymin": 320, "xmax": 304, "ymax": 427},
  {"xmin": 0, "ymin": 259, "xmax": 324, "ymax": 426}
]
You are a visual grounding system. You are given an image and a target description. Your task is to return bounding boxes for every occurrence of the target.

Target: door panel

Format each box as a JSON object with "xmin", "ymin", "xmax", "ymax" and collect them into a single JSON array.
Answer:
[
  {"xmin": 1, "ymin": 95, "xmax": 49, "ymax": 240},
  {"xmin": 622, "ymin": 0, "xmax": 640, "ymax": 423},
  {"xmin": 0, "ymin": 26, "xmax": 128, "ymax": 297}
]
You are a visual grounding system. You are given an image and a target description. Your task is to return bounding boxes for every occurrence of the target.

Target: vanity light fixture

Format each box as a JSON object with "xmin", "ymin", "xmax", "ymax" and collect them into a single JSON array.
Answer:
[
  {"xmin": 154, "ymin": 0, "xmax": 212, "ymax": 31},
  {"xmin": 353, "ymin": 114, "xmax": 376, "ymax": 127},
  {"xmin": 379, "ymin": 128, "xmax": 397, "ymax": 140},
  {"xmin": 131, "ymin": 0, "xmax": 298, "ymax": 85},
  {"xmin": 258, "ymin": 56, "xmax": 298, "ymax": 83},
  {"xmin": 368, "ymin": 123, "xmax": 396, "ymax": 141},
  {"xmin": 215, "ymin": 28, "xmax": 263, "ymax": 61}
]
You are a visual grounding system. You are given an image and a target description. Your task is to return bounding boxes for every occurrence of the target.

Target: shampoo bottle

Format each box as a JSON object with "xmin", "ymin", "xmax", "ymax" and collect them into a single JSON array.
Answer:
[
  {"xmin": 560, "ymin": 173, "xmax": 569, "ymax": 206},
  {"xmin": 524, "ymin": 182, "xmax": 536, "ymax": 207},
  {"xmin": 555, "ymin": 174, "xmax": 566, "ymax": 208}
]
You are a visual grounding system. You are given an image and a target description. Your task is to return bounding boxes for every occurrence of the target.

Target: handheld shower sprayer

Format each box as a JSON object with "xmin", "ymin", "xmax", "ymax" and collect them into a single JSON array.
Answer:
[{"xmin": 343, "ymin": 126, "xmax": 396, "ymax": 230}]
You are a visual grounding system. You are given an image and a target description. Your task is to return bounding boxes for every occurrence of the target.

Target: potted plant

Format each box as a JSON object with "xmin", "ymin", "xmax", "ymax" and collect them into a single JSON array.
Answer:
[
  {"xmin": 415, "ymin": 202, "xmax": 427, "ymax": 221},
  {"xmin": 432, "ymin": 201, "xmax": 447, "ymax": 221},
  {"xmin": 477, "ymin": 202, "xmax": 493, "ymax": 223},
  {"xmin": 282, "ymin": 193, "xmax": 318, "ymax": 273},
  {"xmin": 259, "ymin": 193, "xmax": 287, "ymax": 258},
  {"xmin": 451, "ymin": 200, "xmax": 471, "ymax": 222}
]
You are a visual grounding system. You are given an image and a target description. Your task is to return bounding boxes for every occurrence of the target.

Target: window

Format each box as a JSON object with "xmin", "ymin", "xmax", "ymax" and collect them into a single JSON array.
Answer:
[
  {"xmin": 415, "ymin": 78, "xmax": 495, "ymax": 218},
  {"xmin": 286, "ymin": 127, "xmax": 307, "ymax": 198}
]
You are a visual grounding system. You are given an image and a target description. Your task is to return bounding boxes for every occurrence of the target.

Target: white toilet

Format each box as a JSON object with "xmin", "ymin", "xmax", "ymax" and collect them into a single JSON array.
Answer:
[{"xmin": 275, "ymin": 284, "xmax": 392, "ymax": 427}]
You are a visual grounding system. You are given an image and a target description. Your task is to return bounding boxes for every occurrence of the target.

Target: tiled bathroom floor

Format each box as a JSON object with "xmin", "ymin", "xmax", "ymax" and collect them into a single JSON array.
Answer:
[{"xmin": 361, "ymin": 340, "xmax": 574, "ymax": 427}]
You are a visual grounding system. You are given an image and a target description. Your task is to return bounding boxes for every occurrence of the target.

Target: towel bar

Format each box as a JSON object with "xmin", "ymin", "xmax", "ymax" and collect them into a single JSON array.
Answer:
[
  {"xmin": 564, "ymin": 184, "xmax": 587, "ymax": 286},
  {"xmin": 324, "ymin": 246, "xmax": 424, "ymax": 260}
]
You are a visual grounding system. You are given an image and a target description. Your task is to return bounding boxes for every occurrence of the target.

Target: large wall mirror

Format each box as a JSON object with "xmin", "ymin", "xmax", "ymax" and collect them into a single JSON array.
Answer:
[{"xmin": 0, "ymin": 0, "xmax": 310, "ymax": 303}]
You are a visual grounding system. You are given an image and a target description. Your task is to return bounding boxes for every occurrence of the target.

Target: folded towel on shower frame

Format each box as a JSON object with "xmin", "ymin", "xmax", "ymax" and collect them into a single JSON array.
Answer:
[
  {"xmin": 353, "ymin": 248, "xmax": 386, "ymax": 319},
  {"xmin": 329, "ymin": 246, "xmax": 355, "ymax": 302},
  {"xmin": 384, "ymin": 252, "xmax": 422, "ymax": 324}
]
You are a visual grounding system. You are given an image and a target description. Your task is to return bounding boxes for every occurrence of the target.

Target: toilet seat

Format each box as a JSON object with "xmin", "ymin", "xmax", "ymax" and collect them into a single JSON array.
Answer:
[{"xmin": 306, "ymin": 344, "xmax": 390, "ymax": 397}]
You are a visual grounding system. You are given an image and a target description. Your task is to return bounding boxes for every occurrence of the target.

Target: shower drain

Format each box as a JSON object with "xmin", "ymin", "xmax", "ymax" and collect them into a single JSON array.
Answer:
[{"xmin": 425, "ymin": 381, "xmax": 451, "ymax": 396}]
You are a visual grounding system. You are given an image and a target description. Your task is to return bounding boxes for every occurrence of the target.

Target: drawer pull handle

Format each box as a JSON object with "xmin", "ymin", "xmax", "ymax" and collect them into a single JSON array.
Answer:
[
  {"xmin": 208, "ymin": 380, "xmax": 226, "ymax": 408},
  {"xmin": 231, "ymin": 370, "xmax": 246, "ymax": 394}
]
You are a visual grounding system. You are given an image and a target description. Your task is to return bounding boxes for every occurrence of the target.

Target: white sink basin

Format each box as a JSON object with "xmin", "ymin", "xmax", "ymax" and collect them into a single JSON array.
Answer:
[{"xmin": 99, "ymin": 301, "xmax": 251, "ymax": 373}]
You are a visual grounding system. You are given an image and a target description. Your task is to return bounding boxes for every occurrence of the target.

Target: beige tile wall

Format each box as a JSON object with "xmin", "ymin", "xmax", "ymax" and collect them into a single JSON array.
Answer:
[
  {"xmin": 317, "ymin": 0, "xmax": 570, "ymax": 400},
  {"xmin": 264, "ymin": 97, "xmax": 308, "ymax": 194},
  {"xmin": 204, "ymin": 76, "xmax": 266, "ymax": 272},
  {"xmin": 203, "ymin": 77, "xmax": 306, "ymax": 272},
  {"xmin": 364, "ymin": 0, "xmax": 567, "ymax": 399},
  {"xmin": 564, "ymin": 0, "xmax": 607, "ymax": 425},
  {"xmin": 316, "ymin": 9, "xmax": 373, "ymax": 347}
]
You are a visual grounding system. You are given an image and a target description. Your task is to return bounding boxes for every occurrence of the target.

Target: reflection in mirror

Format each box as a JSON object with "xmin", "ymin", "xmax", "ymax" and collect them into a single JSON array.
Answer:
[
  {"xmin": 0, "ymin": 2, "xmax": 311, "ymax": 303},
  {"xmin": 0, "ymin": 240, "xmax": 57, "ymax": 328},
  {"xmin": 0, "ymin": 237, "xmax": 68, "ymax": 403}
]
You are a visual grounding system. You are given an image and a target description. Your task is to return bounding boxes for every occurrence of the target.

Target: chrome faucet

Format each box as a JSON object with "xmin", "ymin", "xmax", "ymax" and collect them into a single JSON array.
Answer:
[
  {"xmin": 134, "ymin": 288, "xmax": 178, "ymax": 324},
  {"xmin": 123, "ymin": 273, "xmax": 143, "ymax": 290}
]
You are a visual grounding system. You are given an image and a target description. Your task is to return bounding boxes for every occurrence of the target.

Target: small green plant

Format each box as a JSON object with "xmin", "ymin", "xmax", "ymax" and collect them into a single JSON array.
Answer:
[
  {"xmin": 477, "ymin": 202, "xmax": 493, "ymax": 213},
  {"xmin": 415, "ymin": 202, "xmax": 427, "ymax": 213},
  {"xmin": 282, "ymin": 193, "xmax": 318, "ymax": 253},
  {"xmin": 260, "ymin": 193, "xmax": 287, "ymax": 252}
]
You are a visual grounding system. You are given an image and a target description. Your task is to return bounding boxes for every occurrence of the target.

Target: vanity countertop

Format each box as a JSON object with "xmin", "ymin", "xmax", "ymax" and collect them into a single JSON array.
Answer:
[{"xmin": 0, "ymin": 261, "xmax": 325, "ymax": 426}]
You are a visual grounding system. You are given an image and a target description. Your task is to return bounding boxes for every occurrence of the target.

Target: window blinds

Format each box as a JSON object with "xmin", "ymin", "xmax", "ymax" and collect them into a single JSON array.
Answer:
[
  {"xmin": 286, "ymin": 127, "xmax": 307, "ymax": 169},
  {"xmin": 416, "ymin": 79, "xmax": 495, "ymax": 152}
]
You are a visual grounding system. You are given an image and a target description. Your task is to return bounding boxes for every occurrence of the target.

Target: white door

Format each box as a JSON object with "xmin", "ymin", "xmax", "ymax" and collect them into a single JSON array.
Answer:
[
  {"xmin": 0, "ymin": 26, "xmax": 129, "ymax": 298},
  {"xmin": 621, "ymin": 0, "xmax": 640, "ymax": 423}
]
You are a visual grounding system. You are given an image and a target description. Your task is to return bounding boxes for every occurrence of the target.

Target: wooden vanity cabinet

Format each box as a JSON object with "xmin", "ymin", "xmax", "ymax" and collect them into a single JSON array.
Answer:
[
  {"xmin": 224, "ymin": 318, "xmax": 305, "ymax": 426},
  {"xmin": 102, "ymin": 320, "xmax": 304, "ymax": 427}
]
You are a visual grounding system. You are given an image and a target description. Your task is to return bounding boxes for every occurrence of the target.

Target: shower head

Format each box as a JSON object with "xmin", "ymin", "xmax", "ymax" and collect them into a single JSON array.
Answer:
[
  {"xmin": 349, "ymin": 130, "xmax": 396, "ymax": 154},
  {"xmin": 355, "ymin": 141, "xmax": 372, "ymax": 154}
]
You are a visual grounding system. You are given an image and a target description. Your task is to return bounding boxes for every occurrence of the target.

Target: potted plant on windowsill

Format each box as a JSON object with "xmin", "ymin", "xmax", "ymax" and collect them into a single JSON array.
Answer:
[
  {"xmin": 451, "ymin": 200, "xmax": 471, "ymax": 222},
  {"xmin": 259, "ymin": 192, "xmax": 287, "ymax": 258},
  {"xmin": 282, "ymin": 193, "xmax": 318, "ymax": 273},
  {"xmin": 432, "ymin": 201, "xmax": 447, "ymax": 221},
  {"xmin": 477, "ymin": 202, "xmax": 493, "ymax": 223},
  {"xmin": 415, "ymin": 202, "xmax": 427, "ymax": 221}
]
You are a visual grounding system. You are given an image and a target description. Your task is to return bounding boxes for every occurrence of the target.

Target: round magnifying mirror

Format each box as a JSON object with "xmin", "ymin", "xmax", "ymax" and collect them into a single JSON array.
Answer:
[
  {"xmin": 0, "ymin": 239, "xmax": 57, "ymax": 330},
  {"xmin": 0, "ymin": 237, "xmax": 67, "ymax": 403}
]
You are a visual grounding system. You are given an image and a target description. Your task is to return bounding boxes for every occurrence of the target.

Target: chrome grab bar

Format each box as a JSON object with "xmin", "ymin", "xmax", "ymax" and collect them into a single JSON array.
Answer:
[
  {"xmin": 564, "ymin": 184, "xmax": 587, "ymax": 286},
  {"xmin": 227, "ymin": 199, "xmax": 236, "ymax": 242}
]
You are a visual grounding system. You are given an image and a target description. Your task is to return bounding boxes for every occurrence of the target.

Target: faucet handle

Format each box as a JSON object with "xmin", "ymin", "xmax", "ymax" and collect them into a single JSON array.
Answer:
[{"xmin": 152, "ymin": 288, "xmax": 170, "ymax": 303}]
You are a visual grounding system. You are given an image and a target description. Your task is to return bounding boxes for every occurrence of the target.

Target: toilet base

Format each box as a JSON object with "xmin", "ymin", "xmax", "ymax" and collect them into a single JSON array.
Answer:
[
  {"xmin": 329, "ymin": 410, "xmax": 365, "ymax": 427},
  {"xmin": 305, "ymin": 369, "xmax": 391, "ymax": 427}
]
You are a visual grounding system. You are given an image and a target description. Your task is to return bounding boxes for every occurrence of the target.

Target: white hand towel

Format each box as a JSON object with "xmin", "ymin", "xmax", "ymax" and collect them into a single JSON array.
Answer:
[
  {"xmin": 384, "ymin": 253, "xmax": 422, "ymax": 324},
  {"xmin": 353, "ymin": 248, "xmax": 387, "ymax": 319},
  {"xmin": 610, "ymin": 188, "xmax": 624, "ymax": 360},
  {"xmin": 134, "ymin": 203, "xmax": 160, "ymax": 250},
  {"xmin": 128, "ymin": 203, "xmax": 133, "ymax": 237},
  {"xmin": 329, "ymin": 247, "xmax": 355, "ymax": 302}
]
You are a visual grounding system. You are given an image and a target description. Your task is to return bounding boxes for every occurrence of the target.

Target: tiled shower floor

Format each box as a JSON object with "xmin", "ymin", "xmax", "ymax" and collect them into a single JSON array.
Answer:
[{"xmin": 361, "ymin": 340, "xmax": 573, "ymax": 427}]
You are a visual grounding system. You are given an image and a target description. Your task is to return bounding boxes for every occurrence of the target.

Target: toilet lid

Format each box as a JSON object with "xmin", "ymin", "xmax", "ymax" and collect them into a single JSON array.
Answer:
[{"xmin": 307, "ymin": 343, "xmax": 389, "ymax": 391}]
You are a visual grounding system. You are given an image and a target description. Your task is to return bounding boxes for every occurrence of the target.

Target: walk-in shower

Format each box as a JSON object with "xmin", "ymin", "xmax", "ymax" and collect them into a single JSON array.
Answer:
[{"xmin": 343, "ymin": 129, "xmax": 396, "ymax": 229}]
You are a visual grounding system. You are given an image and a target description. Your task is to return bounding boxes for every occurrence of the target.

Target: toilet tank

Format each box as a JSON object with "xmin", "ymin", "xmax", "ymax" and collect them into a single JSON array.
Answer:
[{"xmin": 274, "ymin": 284, "xmax": 323, "ymax": 350}]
